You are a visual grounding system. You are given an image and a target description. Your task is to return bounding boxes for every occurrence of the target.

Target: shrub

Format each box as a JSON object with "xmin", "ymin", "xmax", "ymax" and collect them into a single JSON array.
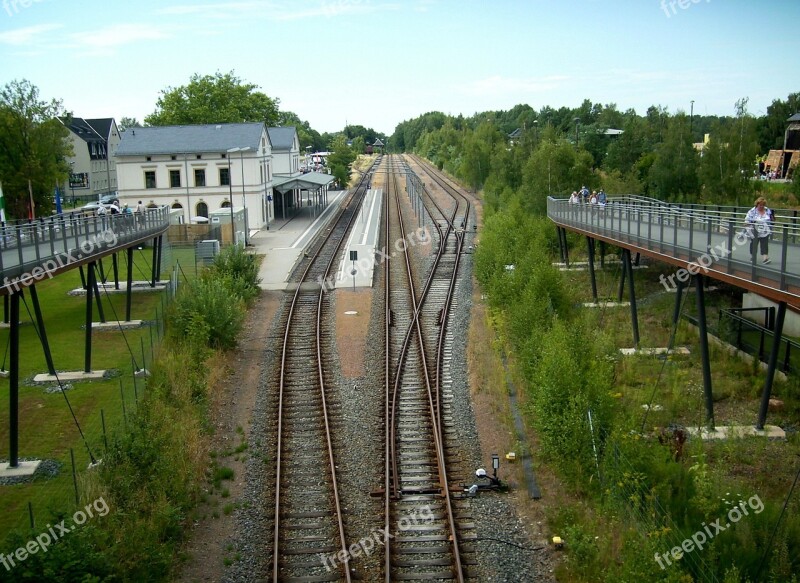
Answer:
[
  {"xmin": 170, "ymin": 277, "xmax": 245, "ymax": 349},
  {"xmin": 208, "ymin": 244, "xmax": 261, "ymax": 304}
]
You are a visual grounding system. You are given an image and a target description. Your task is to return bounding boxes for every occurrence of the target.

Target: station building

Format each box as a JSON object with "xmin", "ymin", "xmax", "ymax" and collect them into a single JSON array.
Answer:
[{"xmin": 114, "ymin": 122, "xmax": 275, "ymax": 229}]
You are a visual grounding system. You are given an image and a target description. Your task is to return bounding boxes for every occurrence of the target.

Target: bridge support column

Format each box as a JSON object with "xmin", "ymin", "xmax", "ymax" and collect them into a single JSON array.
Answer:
[
  {"xmin": 3, "ymin": 295, "xmax": 8, "ymax": 324},
  {"xmin": 151, "ymin": 238, "xmax": 159, "ymax": 288},
  {"xmin": 672, "ymin": 277, "xmax": 685, "ymax": 332},
  {"xmin": 78, "ymin": 265, "xmax": 87, "ymax": 290},
  {"xmin": 623, "ymin": 249, "xmax": 639, "ymax": 348},
  {"xmin": 558, "ymin": 227, "xmax": 569, "ymax": 267},
  {"xmin": 587, "ymin": 237, "xmax": 598, "ymax": 302},
  {"xmin": 112, "ymin": 252, "xmax": 120, "ymax": 290},
  {"xmin": 155, "ymin": 235, "xmax": 163, "ymax": 282},
  {"xmin": 9, "ymin": 291, "xmax": 19, "ymax": 467},
  {"xmin": 599, "ymin": 241, "xmax": 606, "ymax": 269},
  {"xmin": 91, "ymin": 263, "xmax": 106, "ymax": 324},
  {"xmin": 98, "ymin": 258, "xmax": 107, "ymax": 284},
  {"xmin": 84, "ymin": 261, "xmax": 95, "ymax": 373},
  {"xmin": 757, "ymin": 301, "xmax": 787, "ymax": 430},
  {"xmin": 126, "ymin": 247, "xmax": 134, "ymax": 322},
  {"xmin": 617, "ymin": 252, "xmax": 626, "ymax": 302},
  {"xmin": 29, "ymin": 285, "xmax": 56, "ymax": 376},
  {"xmin": 694, "ymin": 274, "xmax": 714, "ymax": 430}
]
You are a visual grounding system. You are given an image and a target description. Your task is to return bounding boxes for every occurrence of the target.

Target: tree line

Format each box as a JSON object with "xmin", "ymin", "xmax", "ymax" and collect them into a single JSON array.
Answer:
[{"xmin": 390, "ymin": 94, "xmax": 800, "ymax": 213}]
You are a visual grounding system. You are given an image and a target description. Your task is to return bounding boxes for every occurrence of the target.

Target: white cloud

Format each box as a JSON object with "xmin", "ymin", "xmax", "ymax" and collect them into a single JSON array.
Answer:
[
  {"xmin": 68, "ymin": 24, "xmax": 170, "ymax": 50},
  {"xmin": 0, "ymin": 23, "xmax": 63, "ymax": 46}
]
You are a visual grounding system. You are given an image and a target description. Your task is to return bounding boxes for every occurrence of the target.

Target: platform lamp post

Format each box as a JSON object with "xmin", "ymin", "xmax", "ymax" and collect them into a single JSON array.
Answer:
[
  {"xmin": 226, "ymin": 150, "xmax": 235, "ymax": 246},
  {"xmin": 690, "ymin": 100, "xmax": 695, "ymax": 139},
  {"xmin": 227, "ymin": 146, "xmax": 251, "ymax": 245},
  {"xmin": 574, "ymin": 117, "xmax": 581, "ymax": 150}
]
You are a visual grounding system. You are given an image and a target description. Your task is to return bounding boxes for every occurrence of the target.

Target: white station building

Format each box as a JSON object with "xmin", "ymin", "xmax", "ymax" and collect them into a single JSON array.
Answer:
[{"xmin": 114, "ymin": 122, "xmax": 276, "ymax": 229}]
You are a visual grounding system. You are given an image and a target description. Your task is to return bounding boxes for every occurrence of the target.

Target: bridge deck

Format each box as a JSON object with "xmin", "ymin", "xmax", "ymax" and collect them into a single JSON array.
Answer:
[
  {"xmin": 547, "ymin": 196, "xmax": 800, "ymax": 309},
  {"xmin": 0, "ymin": 208, "xmax": 170, "ymax": 295}
]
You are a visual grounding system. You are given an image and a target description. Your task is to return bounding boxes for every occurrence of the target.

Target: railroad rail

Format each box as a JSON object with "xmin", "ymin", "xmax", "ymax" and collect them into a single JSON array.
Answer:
[
  {"xmin": 383, "ymin": 154, "xmax": 474, "ymax": 581},
  {"xmin": 271, "ymin": 162, "xmax": 377, "ymax": 582}
]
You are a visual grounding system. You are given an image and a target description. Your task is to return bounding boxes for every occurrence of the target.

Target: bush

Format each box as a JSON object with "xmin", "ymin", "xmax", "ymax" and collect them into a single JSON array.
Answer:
[
  {"xmin": 171, "ymin": 277, "xmax": 245, "ymax": 349},
  {"xmin": 208, "ymin": 244, "xmax": 261, "ymax": 304}
]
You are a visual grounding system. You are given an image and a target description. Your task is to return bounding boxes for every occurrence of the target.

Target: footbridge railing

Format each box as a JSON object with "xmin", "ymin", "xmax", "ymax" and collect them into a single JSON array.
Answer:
[
  {"xmin": 547, "ymin": 195, "xmax": 800, "ymax": 305},
  {"xmin": 0, "ymin": 207, "xmax": 170, "ymax": 292}
]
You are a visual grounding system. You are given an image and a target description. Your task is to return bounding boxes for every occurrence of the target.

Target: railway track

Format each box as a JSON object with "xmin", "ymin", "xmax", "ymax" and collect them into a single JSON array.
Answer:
[
  {"xmin": 270, "ymin": 161, "xmax": 378, "ymax": 583},
  {"xmin": 383, "ymin": 154, "xmax": 476, "ymax": 581}
]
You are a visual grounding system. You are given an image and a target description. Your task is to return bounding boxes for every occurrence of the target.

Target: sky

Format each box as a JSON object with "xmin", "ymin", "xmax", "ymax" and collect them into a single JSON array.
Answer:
[{"xmin": 0, "ymin": 0, "xmax": 798, "ymax": 136}]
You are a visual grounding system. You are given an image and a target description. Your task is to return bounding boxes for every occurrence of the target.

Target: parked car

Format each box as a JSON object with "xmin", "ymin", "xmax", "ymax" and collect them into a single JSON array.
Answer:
[{"xmin": 99, "ymin": 193, "xmax": 119, "ymax": 205}]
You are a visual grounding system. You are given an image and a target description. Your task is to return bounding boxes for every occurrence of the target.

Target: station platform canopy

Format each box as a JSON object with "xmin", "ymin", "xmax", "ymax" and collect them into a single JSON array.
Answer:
[{"xmin": 272, "ymin": 171, "xmax": 334, "ymax": 193}]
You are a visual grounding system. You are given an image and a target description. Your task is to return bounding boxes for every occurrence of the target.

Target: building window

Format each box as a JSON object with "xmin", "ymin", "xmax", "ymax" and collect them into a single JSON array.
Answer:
[
  {"xmin": 196, "ymin": 202, "xmax": 209, "ymax": 218},
  {"xmin": 171, "ymin": 202, "xmax": 183, "ymax": 209},
  {"xmin": 219, "ymin": 167, "xmax": 230, "ymax": 186},
  {"xmin": 171, "ymin": 155, "xmax": 176, "ymax": 161},
  {"xmin": 221, "ymin": 200, "xmax": 231, "ymax": 208},
  {"xmin": 146, "ymin": 156, "xmax": 151, "ymax": 162},
  {"xmin": 196, "ymin": 154, "xmax": 202, "ymax": 160},
  {"xmin": 170, "ymin": 170, "xmax": 181, "ymax": 188},
  {"xmin": 144, "ymin": 171, "xmax": 156, "ymax": 189},
  {"xmin": 194, "ymin": 169, "xmax": 206, "ymax": 187}
]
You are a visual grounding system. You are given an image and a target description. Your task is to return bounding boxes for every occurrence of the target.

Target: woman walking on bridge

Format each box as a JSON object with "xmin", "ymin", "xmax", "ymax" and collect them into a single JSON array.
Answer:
[{"xmin": 745, "ymin": 196, "xmax": 773, "ymax": 264}]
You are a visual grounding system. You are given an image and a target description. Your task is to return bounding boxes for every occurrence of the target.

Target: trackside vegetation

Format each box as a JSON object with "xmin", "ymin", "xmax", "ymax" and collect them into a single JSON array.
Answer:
[{"xmin": 0, "ymin": 246, "xmax": 260, "ymax": 582}]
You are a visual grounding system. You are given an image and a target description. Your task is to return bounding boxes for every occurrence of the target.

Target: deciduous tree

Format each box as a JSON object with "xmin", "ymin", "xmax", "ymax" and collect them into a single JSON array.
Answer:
[
  {"xmin": 0, "ymin": 79, "xmax": 71, "ymax": 219},
  {"xmin": 145, "ymin": 71, "xmax": 280, "ymax": 127}
]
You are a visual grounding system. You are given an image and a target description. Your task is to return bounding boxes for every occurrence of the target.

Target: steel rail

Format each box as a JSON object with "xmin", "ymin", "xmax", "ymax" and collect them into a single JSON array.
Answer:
[
  {"xmin": 272, "ymin": 168, "xmax": 374, "ymax": 582},
  {"xmin": 385, "ymin": 154, "xmax": 465, "ymax": 582}
]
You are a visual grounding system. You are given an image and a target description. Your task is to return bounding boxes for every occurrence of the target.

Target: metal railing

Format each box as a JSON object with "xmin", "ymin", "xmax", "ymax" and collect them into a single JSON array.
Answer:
[
  {"xmin": 0, "ymin": 207, "xmax": 170, "ymax": 285},
  {"xmin": 547, "ymin": 195, "xmax": 800, "ymax": 299},
  {"xmin": 717, "ymin": 308, "xmax": 800, "ymax": 373}
]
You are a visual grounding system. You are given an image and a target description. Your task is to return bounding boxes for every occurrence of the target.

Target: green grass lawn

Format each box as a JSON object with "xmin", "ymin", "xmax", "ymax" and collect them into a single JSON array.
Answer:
[{"xmin": 0, "ymin": 247, "xmax": 187, "ymax": 538}]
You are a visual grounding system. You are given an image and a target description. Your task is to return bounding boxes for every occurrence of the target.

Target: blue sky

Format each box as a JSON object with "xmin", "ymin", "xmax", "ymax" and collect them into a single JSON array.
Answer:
[{"xmin": 1, "ymin": 0, "xmax": 798, "ymax": 135}]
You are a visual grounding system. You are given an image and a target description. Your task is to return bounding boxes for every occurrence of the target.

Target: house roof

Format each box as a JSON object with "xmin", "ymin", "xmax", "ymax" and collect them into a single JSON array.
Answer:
[
  {"xmin": 373, "ymin": 138, "xmax": 384, "ymax": 146},
  {"xmin": 60, "ymin": 117, "xmax": 105, "ymax": 143},
  {"xmin": 85, "ymin": 118, "xmax": 116, "ymax": 140},
  {"xmin": 272, "ymin": 171, "xmax": 334, "ymax": 192},
  {"xmin": 787, "ymin": 113, "xmax": 800, "ymax": 123},
  {"xmin": 604, "ymin": 128, "xmax": 624, "ymax": 136},
  {"xmin": 267, "ymin": 126, "xmax": 297, "ymax": 151},
  {"xmin": 508, "ymin": 128, "xmax": 523, "ymax": 139},
  {"xmin": 116, "ymin": 123, "xmax": 267, "ymax": 156}
]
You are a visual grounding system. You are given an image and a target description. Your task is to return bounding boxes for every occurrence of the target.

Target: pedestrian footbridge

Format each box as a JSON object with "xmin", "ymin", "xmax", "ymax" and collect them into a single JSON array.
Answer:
[
  {"xmin": 0, "ymin": 207, "xmax": 170, "ymax": 471},
  {"xmin": 547, "ymin": 194, "xmax": 797, "ymax": 431},
  {"xmin": 547, "ymin": 195, "xmax": 800, "ymax": 308}
]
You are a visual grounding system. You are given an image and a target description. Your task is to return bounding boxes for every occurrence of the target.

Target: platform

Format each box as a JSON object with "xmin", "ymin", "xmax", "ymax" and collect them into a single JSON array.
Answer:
[
  {"xmin": 251, "ymin": 190, "xmax": 348, "ymax": 290},
  {"xmin": 334, "ymin": 188, "xmax": 382, "ymax": 289}
]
